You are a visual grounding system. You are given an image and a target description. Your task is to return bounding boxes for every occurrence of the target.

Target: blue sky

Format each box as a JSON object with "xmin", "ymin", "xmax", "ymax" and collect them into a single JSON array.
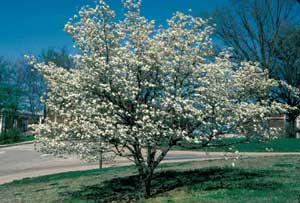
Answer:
[{"xmin": 0, "ymin": 0, "xmax": 228, "ymax": 60}]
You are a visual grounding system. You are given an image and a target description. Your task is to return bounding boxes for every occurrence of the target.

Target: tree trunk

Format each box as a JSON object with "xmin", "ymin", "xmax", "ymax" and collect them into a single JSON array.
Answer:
[
  {"xmin": 138, "ymin": 167, "xmax": 154, "ymax": 198},
  {"xmin": 144, "ymin": 176, "xmax": 152, "ymax": 198},
  {"xmin": 285, "ymin": 114, "xmax": 297, "ymax": 138}
]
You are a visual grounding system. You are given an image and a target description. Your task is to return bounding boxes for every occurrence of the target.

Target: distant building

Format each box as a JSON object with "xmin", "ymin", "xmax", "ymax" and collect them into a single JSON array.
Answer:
[
  {"xmin": 268, "ymin": 114, "xmax": 300, "ymax": 138},
  {"xmin": 0, "ymin": 110, "xmax": 43, "ymax": 134}
]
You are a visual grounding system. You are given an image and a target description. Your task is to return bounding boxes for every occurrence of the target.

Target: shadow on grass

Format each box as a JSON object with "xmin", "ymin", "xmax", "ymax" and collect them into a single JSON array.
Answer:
[
  {"xmin": 63, "ymin": 167, "xmax": 282, "ymax": 203},
  {"xmin": 5, "ymin": 166, "xmax": 136, "ymax": 186}
]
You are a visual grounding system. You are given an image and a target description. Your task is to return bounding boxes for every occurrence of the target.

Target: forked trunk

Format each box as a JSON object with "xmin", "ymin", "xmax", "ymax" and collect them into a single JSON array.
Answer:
[{"xmin": 138, "ymin": 167, "xmax": 154, "ymax": 198}]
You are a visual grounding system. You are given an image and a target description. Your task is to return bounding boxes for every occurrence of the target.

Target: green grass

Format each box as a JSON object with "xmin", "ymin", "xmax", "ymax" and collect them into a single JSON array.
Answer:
[
  {"xmin": 18, "ymin": 134, "xmax": 35, "ymax": 142},
  {"xmin": 0, "ymin": 134, "xmax": 35, "ymax": 145},
  {"xmin": 1, "ymin": 155, "xmax": 300, "ymax": 203},
  {"xmin": 0, "ymin": 127, "xmax": 35, "ymax": 145},
  {"xmin": 174, "ymin": 138, "xmax": 300, "ymax": 152}
]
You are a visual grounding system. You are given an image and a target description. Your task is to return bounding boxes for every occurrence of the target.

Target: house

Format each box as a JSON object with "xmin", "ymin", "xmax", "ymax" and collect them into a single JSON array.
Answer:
[{"xmin": 0, "ymin": 110, "xmax": 43, "ymax": 134}]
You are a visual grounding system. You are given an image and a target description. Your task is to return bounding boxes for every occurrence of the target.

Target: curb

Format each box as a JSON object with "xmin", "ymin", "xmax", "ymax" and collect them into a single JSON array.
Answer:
[{"xmin": 0, "ymin": 141, "xmax": 35, "ymax": 149}]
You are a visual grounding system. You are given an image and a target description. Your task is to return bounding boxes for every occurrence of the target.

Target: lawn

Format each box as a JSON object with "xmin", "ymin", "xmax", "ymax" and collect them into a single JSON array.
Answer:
[
  {"xmin": 1, "ymin": 155, "xmax": 300, "ymax": 203},
  {"xmin": 0, "ymin": 128, "xmax": 35, "ymax": 145},
  {"xmin": 0, "ymin": 134, "xmax": 35, "ymax": 145},
  {"xmin": 174, "ymin": 138, "xmax": 300, "ymax": 152}
]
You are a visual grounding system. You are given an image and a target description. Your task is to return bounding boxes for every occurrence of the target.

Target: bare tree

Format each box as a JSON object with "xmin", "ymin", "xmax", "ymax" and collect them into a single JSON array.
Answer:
[
  {"xmin": 15, "ymin": 59, "xmax": 45, "ymax": 114},
  {"xmin": 0, "ymin": 58, "xmax": 21, "ymax": 132},
  {"xmin": 213, "ymin": 0, "xmax": 299, "ymax": 73},
  {"xmin": 213, "ymin": 0, "xmax": 300, "ymax": 138},
  {"xmin": 13, "ymin": 48, "xmax": 73, "ymax": 116},
  {"xmin": 40, "ymin": 47, "xmax": 74, "ymax": 70},
  {"xmin": 272, "ymin": 25, "xmax": 300, "ymax": 138}
]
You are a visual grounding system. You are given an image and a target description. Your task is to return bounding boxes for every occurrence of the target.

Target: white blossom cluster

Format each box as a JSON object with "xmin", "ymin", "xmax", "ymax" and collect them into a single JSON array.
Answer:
[{"xmin": 31, "ymin": 0, "xmax": 282, "ymax": 167}]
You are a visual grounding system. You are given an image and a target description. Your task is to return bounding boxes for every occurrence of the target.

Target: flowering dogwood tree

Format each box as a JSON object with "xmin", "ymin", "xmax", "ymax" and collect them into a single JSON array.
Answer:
[{"xmin": 31, "ymin": 0, "xmax": 282, "ymax": 197}]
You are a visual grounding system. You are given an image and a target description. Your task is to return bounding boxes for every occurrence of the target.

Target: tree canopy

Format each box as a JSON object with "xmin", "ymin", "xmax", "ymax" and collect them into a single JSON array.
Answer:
[{"xmin": 31, "ymin": 0, "xmax": 282, "ymax": 197}]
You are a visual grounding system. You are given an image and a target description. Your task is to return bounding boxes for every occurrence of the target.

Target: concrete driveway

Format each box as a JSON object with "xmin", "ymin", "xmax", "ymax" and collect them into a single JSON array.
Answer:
[{"xmin": 1, "ymin": 143, "xmax": 299, "ymax": 185}]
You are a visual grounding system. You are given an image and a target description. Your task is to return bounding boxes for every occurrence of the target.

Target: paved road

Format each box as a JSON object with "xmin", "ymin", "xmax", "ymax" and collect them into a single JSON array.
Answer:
[{"xmin": 1, "ymin": 143, "xmax": 299, "ymax": 185}]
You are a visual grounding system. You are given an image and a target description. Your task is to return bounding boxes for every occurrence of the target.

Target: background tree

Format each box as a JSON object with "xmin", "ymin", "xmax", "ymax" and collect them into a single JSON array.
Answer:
[
  {"xmin": 31, "ymin": 0, "xmax": 281, "ymax": 197},
  {"xmin": 0, "ymin": 48, "xmax": 74, "ymax": 132},
  {"xmin": 212, "ymin": 0, "xmax": 300, "ymax": 137},
  {"xmin": 0, "ymin": 58, "xmax": 21, "ymax": 131},
  {"xmin": 40, "ymin": 47, "xmax": 74, "ymax": 70},
  {"xmin": 15, "ymin": 59, "xmax": 44, "ymax": 114},
  {"xmin": 12, "ymin": 48, "xmax": 74, "ymax": 116},
  {"xmin": 213, "ymin": 0, "xmax": 298, "ymax": 71},
  {"xmin": 271, "ymin": 25, "xmax": 300, "ymax": 137}
]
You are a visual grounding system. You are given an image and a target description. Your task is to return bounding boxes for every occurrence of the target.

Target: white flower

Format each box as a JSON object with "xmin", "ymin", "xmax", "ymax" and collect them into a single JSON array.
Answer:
[{"xmin": 31, "ymin": 0, "xmax": 281, "ymax": 176}]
